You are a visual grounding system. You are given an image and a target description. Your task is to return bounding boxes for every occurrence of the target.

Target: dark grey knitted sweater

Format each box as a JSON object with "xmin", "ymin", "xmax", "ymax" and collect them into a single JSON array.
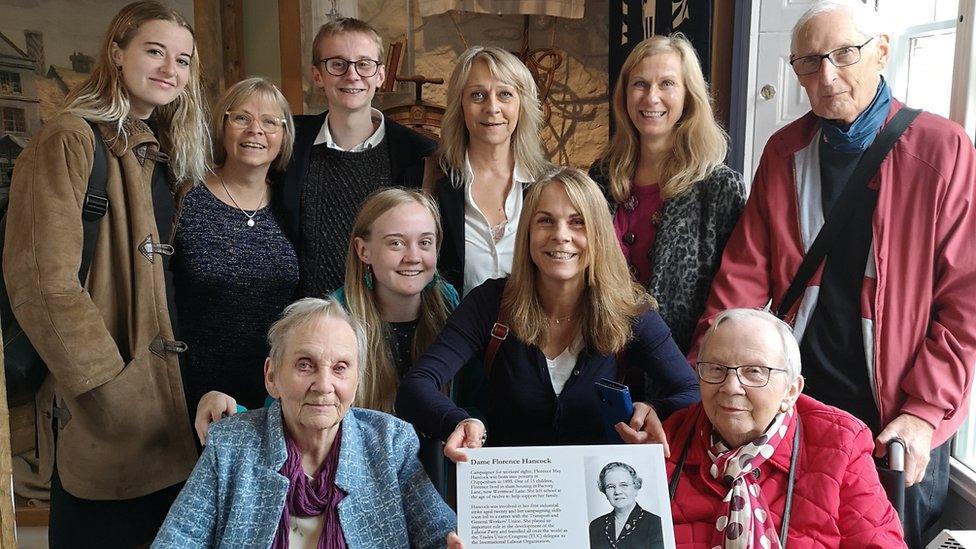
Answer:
[{"xmin": 299, "ymin": 140, "xmax": 392, "ymax": 297}]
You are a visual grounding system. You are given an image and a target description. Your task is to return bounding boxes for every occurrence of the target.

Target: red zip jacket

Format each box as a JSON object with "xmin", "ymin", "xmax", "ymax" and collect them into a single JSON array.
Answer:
[
  {"xmin": 665, "ymin": 395, "xmax": 906, "ymax": 548},
  {"xmin": 689, "ymin": 100, "xmax": 976, "ymax": 448}
]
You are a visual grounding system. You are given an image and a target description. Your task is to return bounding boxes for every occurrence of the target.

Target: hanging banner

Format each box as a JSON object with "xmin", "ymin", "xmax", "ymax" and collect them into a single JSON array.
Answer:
[{"xmin": 608, "ymin": 0, "xmax": 713, "ymax": 115}]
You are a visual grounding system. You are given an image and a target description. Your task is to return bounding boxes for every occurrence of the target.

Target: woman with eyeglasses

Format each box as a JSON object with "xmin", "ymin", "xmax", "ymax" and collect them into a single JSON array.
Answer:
[
  {"xmin": 664, "ymin": 308, "xmax": 904, "ymax": 548},
  {"xmin": 172, "ymin": 77, "xmax": 299, "ymax": 417}
]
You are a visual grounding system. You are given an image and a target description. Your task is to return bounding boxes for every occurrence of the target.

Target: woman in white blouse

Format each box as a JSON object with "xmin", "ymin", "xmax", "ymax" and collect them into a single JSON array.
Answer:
[{"xmin": 426, "ymin": 45, "xmax": 552, "ymax": 297}]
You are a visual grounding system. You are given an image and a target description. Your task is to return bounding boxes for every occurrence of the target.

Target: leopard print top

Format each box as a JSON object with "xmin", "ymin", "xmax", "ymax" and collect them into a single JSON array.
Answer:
[{"xmin": 589, "ymin": 162, "xmax": 746, "ymax": 355}]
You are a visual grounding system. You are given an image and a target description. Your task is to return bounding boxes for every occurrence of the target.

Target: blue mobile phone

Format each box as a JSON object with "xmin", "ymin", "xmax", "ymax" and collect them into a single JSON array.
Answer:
[{"xmin": 595, "ymin": 378, "xmax": 635, "ymax": 443}]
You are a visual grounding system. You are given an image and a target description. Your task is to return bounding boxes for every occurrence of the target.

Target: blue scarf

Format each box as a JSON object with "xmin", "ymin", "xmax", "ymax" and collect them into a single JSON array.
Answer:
[{"xmin": 820, "ymin": 78, "xmax": 891, "ymax": 152}]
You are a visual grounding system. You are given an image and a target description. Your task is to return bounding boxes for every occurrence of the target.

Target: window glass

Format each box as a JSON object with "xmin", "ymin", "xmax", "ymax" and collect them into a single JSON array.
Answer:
[
  {"xmin": 1, "ymin": 108, "xmax": 26, "ymax": 133},
  {"xmin": 904, "ymin": 31, "xmax": 956, "ymax": 117},
  {"xmin": 956, "ymin": 415, "xmax": 976, "ymax": 470},
  {"xmin": 0, "ymin": 71, "xmax": 22, "ymax": 95}
]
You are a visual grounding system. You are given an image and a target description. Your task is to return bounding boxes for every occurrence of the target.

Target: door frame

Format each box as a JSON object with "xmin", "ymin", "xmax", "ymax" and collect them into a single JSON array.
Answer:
[{"xmin": 728, "ymin": 0, "xmax": 757, "ymax": 180}]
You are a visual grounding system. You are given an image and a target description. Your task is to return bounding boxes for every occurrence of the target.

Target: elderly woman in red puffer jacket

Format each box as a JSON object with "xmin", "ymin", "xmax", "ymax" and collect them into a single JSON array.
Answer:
[{"xmin": 665, "ymin": 308, "xmax": 905, "ymax": 548}]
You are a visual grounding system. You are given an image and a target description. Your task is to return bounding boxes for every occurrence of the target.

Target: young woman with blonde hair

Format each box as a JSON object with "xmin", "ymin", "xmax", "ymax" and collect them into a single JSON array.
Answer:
[
  {"xmin": 398, "ymin": 168, "xmax": 699, "ymax": 460},
  {"xmin": 590, "ymin": 34, "xmax": 745, "ymax": 355},
  {"xmin": 338, "ymin": 188, "xmax": 455, "ymax": 412},
  {"xmin": 3, "ymin": 1, "xmax": 207, "ymax": 545},
  {"xmin": 429, "ymin": 45, "xmax": 552, "ymax": 297}
]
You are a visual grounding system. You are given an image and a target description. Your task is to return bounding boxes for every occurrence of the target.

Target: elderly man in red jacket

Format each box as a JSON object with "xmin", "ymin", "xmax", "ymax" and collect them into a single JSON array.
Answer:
[{"xmin": 690, "ymin": 1, "xmax": 976, "ymax": 547}]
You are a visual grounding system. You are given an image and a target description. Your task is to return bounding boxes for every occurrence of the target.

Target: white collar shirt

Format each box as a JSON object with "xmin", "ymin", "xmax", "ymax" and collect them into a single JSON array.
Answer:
[
  {"xmin": 313, "ymin": 107, "xmax": 386, "ymax": 152},
  {"xmin": 461, "ymin": 154, "xmax": 533, "ymax": 296}
]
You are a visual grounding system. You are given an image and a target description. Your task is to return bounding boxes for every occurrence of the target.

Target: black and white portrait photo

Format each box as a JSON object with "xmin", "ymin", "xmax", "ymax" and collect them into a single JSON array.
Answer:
[{"xmin": 585, "ymin": 460, "xmax": 665, "ymax": 549}]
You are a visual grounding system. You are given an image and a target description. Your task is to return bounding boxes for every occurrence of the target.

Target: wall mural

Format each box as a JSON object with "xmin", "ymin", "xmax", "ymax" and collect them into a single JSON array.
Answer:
[
  {"xmin": 0, "ymin": 0, "xmax": 194, "ymax": 512},
  {"xmin": 608, "ymin": 0, "xmax": 713, "ymax": 125},
  {"xmin": 0, "ymin": 0, "xmax": 192, "ymax": 194}
]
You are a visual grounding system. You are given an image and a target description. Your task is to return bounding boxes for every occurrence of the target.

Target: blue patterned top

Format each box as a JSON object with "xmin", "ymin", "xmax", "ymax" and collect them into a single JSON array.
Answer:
[{"xmin": 152, "ymin": 402, "xmax": 456, "ymax": 548}]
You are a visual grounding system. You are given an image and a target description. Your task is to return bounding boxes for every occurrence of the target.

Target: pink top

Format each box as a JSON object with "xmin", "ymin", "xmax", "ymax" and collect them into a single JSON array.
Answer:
[{"xmin": 613, "ymin": 183, "xmax": 664, "ymax": 286}]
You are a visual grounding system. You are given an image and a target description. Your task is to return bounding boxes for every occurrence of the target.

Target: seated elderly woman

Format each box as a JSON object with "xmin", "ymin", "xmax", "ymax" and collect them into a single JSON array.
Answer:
[
  {"xmin": 152, "ymin": 298, "xmax": 455, "ymax": 548},
  {"xmin": 589, "ymin": 462, "xmax": 664, "ymax": 549},
  {"xmin": 664, "ymin": 308, "xmax": 905, "ymax": 548}
]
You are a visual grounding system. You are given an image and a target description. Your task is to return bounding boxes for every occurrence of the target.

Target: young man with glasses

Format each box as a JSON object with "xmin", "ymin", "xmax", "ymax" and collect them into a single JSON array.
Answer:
[
  {"xmin": 276, "ymin": 17, "xmax": 436, "ymax": 297},
  {"xmin": 690, "ymin": 1, "xmax": 976, "ymax": 546}
]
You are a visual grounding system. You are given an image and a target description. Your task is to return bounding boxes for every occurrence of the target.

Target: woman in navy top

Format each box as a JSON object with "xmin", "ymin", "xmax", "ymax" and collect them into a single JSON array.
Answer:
[
  {"xmin": 173, "ymin": 78, "xmax": 299, "ymax": 415},
  {"xmin": 397, "ymin": 167, "xmax": 699, "ymax": 459}
]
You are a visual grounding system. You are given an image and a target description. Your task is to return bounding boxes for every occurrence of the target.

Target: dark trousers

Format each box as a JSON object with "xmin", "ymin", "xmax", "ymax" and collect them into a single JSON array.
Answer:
[
  {"xmin": 903, "ymin": 441, "xmax": 950, "ymax": 549},
  {"xmin": 49, "ymin": 465, "xmax": 183, "ymax": 549}
]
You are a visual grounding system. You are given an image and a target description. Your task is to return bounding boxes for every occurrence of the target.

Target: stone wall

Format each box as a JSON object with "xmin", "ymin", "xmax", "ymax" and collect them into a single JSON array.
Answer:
[{"xmin": 303, "ymin": 1, "xmax": 611, "ymax": 169}]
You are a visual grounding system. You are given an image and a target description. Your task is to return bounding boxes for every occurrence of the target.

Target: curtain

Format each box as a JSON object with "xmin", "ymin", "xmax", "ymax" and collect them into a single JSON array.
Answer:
[{"xmin": 609, "ymin": 0, "xmax": 713, "ymax": 104}]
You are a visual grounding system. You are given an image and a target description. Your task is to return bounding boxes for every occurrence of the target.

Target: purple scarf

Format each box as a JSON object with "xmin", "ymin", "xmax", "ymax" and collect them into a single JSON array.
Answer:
[{"xmin": 272, "ymin": 427, "xmax": 347, "ymax": 549}]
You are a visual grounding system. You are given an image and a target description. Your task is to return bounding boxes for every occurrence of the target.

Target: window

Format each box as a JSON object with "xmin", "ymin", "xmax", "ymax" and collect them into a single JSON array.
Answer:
[
  {"xmin": 1, "ymin": 107, "xmax": 26, "ymax": 134},
  {"xmin": 883, "ymin": 0, "xmax": 959, "ymax": 118},
  {"xmin": 0, "ymin": 71, "xmax": 22, "ymax": 95},
  {"xmin": 885, "ymin": 0, "xmax": 976, "ymax": 489},
  {"xmin": 882, "ymin": 0, "xmax": 976, "ymax": 496}
]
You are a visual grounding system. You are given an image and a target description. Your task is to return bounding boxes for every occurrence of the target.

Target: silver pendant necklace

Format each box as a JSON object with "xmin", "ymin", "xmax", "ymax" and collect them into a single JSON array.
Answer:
[{"xmin": 217, "ymin": 172, "xmax": 265, "ymax": 227}]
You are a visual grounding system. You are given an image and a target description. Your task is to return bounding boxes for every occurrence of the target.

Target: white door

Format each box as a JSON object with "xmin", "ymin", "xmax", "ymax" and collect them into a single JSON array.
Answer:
[{"xmin": 744, "ymin": 0, "xmax": 818, "ymax": 182}]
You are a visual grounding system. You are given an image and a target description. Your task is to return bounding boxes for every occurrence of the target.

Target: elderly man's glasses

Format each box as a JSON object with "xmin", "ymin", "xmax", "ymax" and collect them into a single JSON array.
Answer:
[
  {"xmin": 696, "ymin": 362, "xmax": 788, "ymax": 388},
  {"xmin": 789, "ymin": 36, "xmax": 875, "ymax": 76},
  {"xmin": 225, "ymin": 111, "xmax": 286, "ymax": 134},
  {"xmin": 315, "ymin": 57, "xmax": 382, "ymax": 78}
]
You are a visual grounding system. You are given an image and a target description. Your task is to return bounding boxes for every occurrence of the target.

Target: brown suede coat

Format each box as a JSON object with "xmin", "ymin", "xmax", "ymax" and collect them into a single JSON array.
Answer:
[{"xmin": 3, "ymin": 113, "xmax": 197, "ymax": 500}]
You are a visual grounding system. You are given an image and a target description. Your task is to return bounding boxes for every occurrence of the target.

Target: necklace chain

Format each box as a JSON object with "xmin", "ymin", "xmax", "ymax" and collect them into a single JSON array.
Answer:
[
  {"xmin": 217, "ymin": 172, "xmax": 266, "ymax": 227},
  {"xmin": 549, "ymin": 313, "xmax": 574, "ymax": 325}
]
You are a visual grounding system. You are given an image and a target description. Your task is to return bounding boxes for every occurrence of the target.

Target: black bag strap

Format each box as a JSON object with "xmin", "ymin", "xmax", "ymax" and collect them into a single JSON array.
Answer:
[
  {"xmin": 668, "ymin": 408, "xmax": 701, "ymax": 499},
  {"xmin": 79, "ymin": 120, "xmax": 109, "ymax": 283},
  {"xmin": 777, "ymin": 107, "xmax": 921, "ymax": 319}
]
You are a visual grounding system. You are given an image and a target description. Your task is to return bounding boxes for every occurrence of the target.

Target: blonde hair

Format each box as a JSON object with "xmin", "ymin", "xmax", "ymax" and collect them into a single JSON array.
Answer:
[
  {"xmin": 211, "ymin": 77, "xmax": 294, "ymax": 173},
  {"xmin": 600, "ymin": 34, "xmax": 727, "ymax": 203},
  {"xmin": 438, "ymin": 46, "xmax": 550, "ymax": 187},
  {"xmin": 343, "ymin": 188, "xmax": 450, "ymax": 412},
  {"xmin": 501, "ymin": 167, "xmax": 655, "ymax": 355},
  {"xmin": 311, "ymin": 17, "xmax": 384, "ymax": 63},
  {"xmin": 61, "ymin": 0, "xmax": 208, "ymax": 183}
]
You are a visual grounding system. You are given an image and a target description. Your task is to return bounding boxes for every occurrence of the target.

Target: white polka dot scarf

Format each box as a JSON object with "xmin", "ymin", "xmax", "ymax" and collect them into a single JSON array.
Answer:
[{"xmin": 706, "ymin": 409, "xmax": 795, "ymax": 549}]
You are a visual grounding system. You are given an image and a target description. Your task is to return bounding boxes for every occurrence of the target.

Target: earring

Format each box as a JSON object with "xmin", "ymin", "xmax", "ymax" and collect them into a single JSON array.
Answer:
[
  {"xmin": 779, "ymin": 400, "xmax": 790, "ymax": 413},
  {"xmin": 363, "ymin": 265, "xmax": 374, "ymax": 290},
  {"xmin": 425, "ymin": 271, "xmax": 441, "ymax": 291}
]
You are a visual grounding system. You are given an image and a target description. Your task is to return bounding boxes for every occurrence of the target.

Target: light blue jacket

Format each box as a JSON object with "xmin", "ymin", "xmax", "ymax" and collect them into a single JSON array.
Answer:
[{"xmin": 152, "ymin": 402, "xmax": 455, "ymax": 548}]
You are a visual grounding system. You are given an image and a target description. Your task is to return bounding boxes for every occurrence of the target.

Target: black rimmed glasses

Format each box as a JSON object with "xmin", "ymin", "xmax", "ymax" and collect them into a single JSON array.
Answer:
[
  {"xmin": 225, "ymin": 111, "xmax": 287, "ymax": 134},
  {"xmin": 695, "ymin": 361, "xmax": 789, "ymax": 388},
  {"xmin": 315, "ymin": 57, "xmax": 382, "ymax": 78},
  {"xmin": 789, "ymin": 36, "xmax": 875, "ymax": 76}
]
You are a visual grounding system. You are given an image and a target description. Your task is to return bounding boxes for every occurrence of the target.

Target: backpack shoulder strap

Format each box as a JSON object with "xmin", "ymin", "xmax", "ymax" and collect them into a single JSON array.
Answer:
[{"xmin": 79, "ymin": 119, "xmax": 109, "ymax": 283}]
